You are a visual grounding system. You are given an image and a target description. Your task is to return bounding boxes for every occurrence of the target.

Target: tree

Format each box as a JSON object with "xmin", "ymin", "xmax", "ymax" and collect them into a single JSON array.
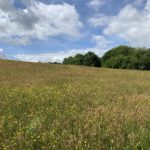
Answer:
[
  {"xmin": 102, "ymin": 45, "xmax": 150, "ymax": 70},
  {"xmin": 63, "ymin": 46, "xmax": 150, "ymax": 70},
  {"xmin": 62, "ymin": 52, "xmax": 101, "ymax": 67},
  {"xmin": 63, "ymin": 57, "xmax": 75, "ymax": 64},
  {"xmin": 83, "ymin": 52, "xmax": 101, "ymax": 67},
  {"xmin": 102, "ymin": 46, "xmax": 134, "ymax": 63},
  {"xmin": 139, "ymin": 54, "xmax": 150, "ymax": 70},
  {"xmin": 73, "ymin": 54, "xmax": 84, "ymax": 65}
]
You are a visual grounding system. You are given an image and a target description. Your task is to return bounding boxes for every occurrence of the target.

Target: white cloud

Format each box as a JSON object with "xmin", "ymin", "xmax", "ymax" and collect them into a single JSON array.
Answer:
[
  {"xmin": 0, "ymin": 37, "xmax": 31, "ymax": 46},
  {"xmin": 0, "ymin": 0, "xmax": 13, "ymax": 11},
  {"xmin": 88, "ymin": 0, "xmax": 106, "ymax": 10},
  {"xmin": 145, "ymin": 0, "xmax": 150, "ymax": 11},
  {"xmin": 14, "ymin": 48, "xmax": 104, "ymax": 63},
  {"xmin": 92, "ymin": 35, "xmax": 112, "ymax": 49},
  {"xmin": 89, "ymin": 14, "xmax": 112, "ymax": 27},
  {"xmin": 88, "ymin": 0, "xmax": 150, "ymax": 48},
  {"xmin": 0, "ymin": 0, "xmax": 82, "ymax": 45},
  {"xmin": 0, "ymin": 49, "xmax": 6, "ymax": 59},
  {"xmin": 103, "ymin": 1, "xmax": 150, "ymax": 47}
]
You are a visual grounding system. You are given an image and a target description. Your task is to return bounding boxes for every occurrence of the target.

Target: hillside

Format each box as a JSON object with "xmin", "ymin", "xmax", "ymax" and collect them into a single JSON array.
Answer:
[{"xmin": 0, "ymin": 60, "xmax": 150, "ymax": 149}]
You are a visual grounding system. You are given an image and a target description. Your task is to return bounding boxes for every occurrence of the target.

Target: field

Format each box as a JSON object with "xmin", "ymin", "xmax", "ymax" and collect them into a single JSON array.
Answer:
[{"xmin": 0, "ymin": 60, "xmax": 150, "ymax": 150}]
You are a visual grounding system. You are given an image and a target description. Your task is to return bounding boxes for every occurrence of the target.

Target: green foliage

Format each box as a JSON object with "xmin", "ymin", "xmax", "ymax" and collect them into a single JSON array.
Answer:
[
  {"xmin": 74, "ymin": 54, "xmax": 84, "ymax": 65},
  {"xmin": 62, "ymin": 46, "xmax": 150, "ymax": 70},
  {"xmin": 138, "ymin": 51, "xmax": 150, "ymax": 70},
  {"xmin": 102, "ymin": 46, "xmax": 150, "ymax": 70},
  {"xmin": 63, "ymin": 56, "xmax": 75, "ymax": 65},
  {"xmin": 102, "ymin": 46, "xmax": 134, "ymax": 63},
  {"xmin": 63, "ymin": 52, "xmax": 101, "ymax": 67},
  {"xmin": 83, "ymin": 52, "xmax": 101, "ymax": 67}
]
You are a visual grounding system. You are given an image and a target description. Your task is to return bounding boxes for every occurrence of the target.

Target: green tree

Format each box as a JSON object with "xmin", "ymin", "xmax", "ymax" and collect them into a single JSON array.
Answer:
[
  {"xmin": 73, "ymin": 54, "xmax": 84, "ymax": 65},
  {"xmin": 139, "ymin": 54, "xmax": 150, "ymax": 70},
  {"xmin": 83, "ymin": 52, "xmax": 101, "ymax": 67},
  {"xmin": 102, "ymin": 45, "xmax": 150, "ymax": 70},
  {"xmin": 63, "ymin": 57, "xmax": 75, "ymax": 64},
  {"xmin": 63, "ymin": 52, "xmax": 101, "ymax": 67},
  {"xmin": 102, "ymin": 46, "xmax": 134, "ymax": 63}
]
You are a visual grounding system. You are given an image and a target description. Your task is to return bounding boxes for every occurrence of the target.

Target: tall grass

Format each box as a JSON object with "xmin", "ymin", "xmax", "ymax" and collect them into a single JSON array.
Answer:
[{"xmin": 0, "ymin": 60, "xmax": 150, "ymax": 149}]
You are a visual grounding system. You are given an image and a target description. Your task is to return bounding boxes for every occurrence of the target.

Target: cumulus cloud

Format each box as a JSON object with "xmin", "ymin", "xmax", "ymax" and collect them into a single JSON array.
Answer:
[
  {"xmin": 14, "ymin": 47, "xmax": 104, "ymax": 63},
  {"xmin": 92, "ymin": 35, "xmax": 112, "ymax": 49},
  {"xmin": 0, "ymin": 49, "xmax": 6, "ymax": 59},
  {"xmin": 104, "ymin": 2, "xmax": 150, "ymax": 47},
  {"xmin": 89, "ymin": 0, "xmax": 150, "ymax": 48},
  {"xmin": 89, "ymin": 14, "xmax": 112, "ymax": 27},
  {"xmin": 145, "ymin": 0, "xmax": 150, "ymax": 11},
  {"xmin": 0, "ymin": 0, "xmax": 13, "ymax": 11},
  {"xmin": 0, "ymin": 0, "xmax": 82, "ymax": 45},
  {"xmin": 87, "ymin": 0, "xmax": 106, "ymax": 10}
]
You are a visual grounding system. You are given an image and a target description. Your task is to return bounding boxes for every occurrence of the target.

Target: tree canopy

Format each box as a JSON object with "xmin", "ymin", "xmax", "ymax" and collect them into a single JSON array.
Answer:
[
  {"xmin": 102, "ymin": 46, "xmax": 150, "ymax": 70},
  {"xmin": 63, "ymin": 52, "xmax": 101, "ymax": 67},
  {"xmin": 62, "ymin": 46, "xmax": 150, "ymax": 70}
]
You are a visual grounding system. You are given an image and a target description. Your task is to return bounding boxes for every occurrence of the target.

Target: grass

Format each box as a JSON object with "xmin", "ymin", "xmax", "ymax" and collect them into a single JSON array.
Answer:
[{"xmin": 0, "ymin": 60, "xmax": 150, "ymax": 150}]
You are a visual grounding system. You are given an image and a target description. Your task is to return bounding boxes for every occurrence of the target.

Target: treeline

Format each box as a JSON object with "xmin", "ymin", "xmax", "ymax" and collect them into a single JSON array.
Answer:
[
  {"xmin": 62, "ymin": 46, "xmax": 150, "ymax": 70},
  {"xmin": 63, "ymin": 52, "xmax": 101, "ymax": 67}
]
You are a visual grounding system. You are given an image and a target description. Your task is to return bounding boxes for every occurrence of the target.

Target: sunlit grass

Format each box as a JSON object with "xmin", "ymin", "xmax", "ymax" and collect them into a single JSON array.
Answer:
[{"xmin": 0, "ymin": 60, "xmax": 150, "ymax": 149}]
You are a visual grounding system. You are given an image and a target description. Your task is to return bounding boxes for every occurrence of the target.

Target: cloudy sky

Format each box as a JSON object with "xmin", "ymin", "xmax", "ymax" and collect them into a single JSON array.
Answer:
[{"xmin": 0, "ymin": 0, "xmax": 149, "ymax": 62}]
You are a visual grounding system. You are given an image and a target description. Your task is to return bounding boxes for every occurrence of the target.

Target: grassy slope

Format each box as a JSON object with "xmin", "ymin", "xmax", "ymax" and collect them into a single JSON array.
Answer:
[{"xmin": 0, "ymin": 60, "xmax": 150, "ymax": 149}]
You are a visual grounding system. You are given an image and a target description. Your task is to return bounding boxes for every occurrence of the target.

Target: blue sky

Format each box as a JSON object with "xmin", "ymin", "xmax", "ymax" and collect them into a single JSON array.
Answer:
[{"xmin": 0, "ymin": 0, "xmax": 149, "ymax": 62}]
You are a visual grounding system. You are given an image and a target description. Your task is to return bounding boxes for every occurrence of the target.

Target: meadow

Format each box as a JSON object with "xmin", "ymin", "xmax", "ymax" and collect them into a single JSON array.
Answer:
[{"xmin": 0, "ymin": 60, "xmax": 150, "ymax": 150}]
